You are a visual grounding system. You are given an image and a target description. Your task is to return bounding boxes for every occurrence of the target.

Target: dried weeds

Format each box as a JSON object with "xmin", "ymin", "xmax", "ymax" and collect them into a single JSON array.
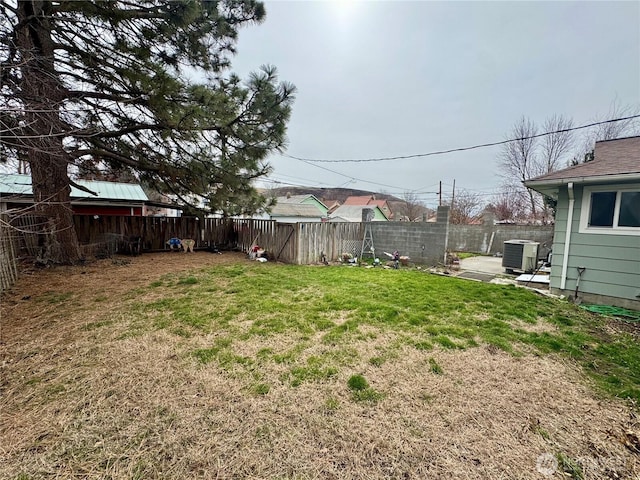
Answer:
[{"xmin": 1, "ymin": 253, "xmax": 638, "ymax": 479}]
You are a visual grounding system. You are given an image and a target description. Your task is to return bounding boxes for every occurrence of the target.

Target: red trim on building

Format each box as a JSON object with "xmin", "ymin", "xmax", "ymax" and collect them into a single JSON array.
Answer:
[{"xmin": 72, "ymin": 205, "xmax": 143, "ymax": 216}]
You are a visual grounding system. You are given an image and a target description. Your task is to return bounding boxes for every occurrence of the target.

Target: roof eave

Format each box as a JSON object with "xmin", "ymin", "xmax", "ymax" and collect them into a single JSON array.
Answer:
[{"xmin": 525, "ymin": 172, "xmax": 640, "ymax": 196}]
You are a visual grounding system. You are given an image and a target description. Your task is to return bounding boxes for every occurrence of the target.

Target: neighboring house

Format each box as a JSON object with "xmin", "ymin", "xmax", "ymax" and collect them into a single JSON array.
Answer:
[
  {"xmin": 268, "ymin": 203, "xmax": 326, "ymax": 223},
  {"xmin": 328, "ymin": 204, "xmax": 388, "ymax": 222},
  {"xmin": 0, "ymin": 173, "xmax": 174, "ymax": 216},
  {"xmin": 321, "ymin": 199, "xmax": 341, "ymax": 214},
  {"xmin": 259, "ymin": 194, "xmax": 328, "ymax": 222},
  {"xmin": 524, "ymin": 136, "xmax": 640, "ymax": 309},
  {"xmin": 344, "ymin": 195, "xmax": 393, "ymax": 219},
  {"xmin": 276, "ymin": 194, "xmax": 329, "ymax": 216}
]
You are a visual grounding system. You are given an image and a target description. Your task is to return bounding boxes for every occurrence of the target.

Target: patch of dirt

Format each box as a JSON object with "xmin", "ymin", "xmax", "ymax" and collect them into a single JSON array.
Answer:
[
  {"xmin": 607, "ymin": 318, "xmax": 640, "ymax": 340},
  {"xmin": 515, "ymin": 318, "xmax": 558, "ymax": 334},
  {"xmin": 1, "ymin": 252, "xmax": 639, "ymax": 479},
  {"xmin": 1, "ymin": 252, "xmax": 245, "ymax": 342}
]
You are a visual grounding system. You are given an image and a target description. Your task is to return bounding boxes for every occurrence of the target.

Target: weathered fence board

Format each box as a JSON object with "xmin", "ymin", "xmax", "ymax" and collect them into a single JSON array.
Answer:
[
  {"xmin": 0, "ymin": 214, "xmax": 19, "ymax": 292},
  {"xmin": 73, "ymin": 216, "xmax": 231, "ymax": 252},
  {"xmin": 296, "ymin": 222, "xmax": 363, "ymax": 265}
]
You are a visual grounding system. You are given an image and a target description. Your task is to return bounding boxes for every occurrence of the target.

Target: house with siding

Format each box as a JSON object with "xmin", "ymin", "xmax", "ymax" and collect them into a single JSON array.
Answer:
[
  {"xmin": 269, "ymin": 203, "xmax": 326, "ymax": 223},
  {"xmin": 328, "ymin": 204, "xmax": 388, "ymax": 222},
  {"xmin": 524, "ymin": 136, "xmax": 640, "ymax": 309},
  {"xmin": 276, "ymin": 194, "xmax": 329, "ymax": 216},
  {"xmin": 343, "ymin": 195, "xmax": 393, "ymax": 219},
  {"xmin": 264, "ymin": 194, "xmax": 328, "ymax": 222}
]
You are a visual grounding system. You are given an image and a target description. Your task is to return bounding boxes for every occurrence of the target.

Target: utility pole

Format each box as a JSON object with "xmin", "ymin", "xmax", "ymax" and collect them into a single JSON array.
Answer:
[
  {"xmin": 438, "ymin": 181, "xmax": 442, "ymax": 206},
  {"xmin": 451, "ymin": 179, "xmax": 456, "ymax": 207}
]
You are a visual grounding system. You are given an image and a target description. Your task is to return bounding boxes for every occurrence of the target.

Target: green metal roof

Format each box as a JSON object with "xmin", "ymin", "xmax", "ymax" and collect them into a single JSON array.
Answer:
[{"xmin": 0, "ymin": 174, "xmax": 148, "ymax": 201}]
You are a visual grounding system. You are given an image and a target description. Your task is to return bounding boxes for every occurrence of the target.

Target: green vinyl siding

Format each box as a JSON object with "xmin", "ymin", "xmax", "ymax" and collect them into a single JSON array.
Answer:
[
  {"xmin": 550, "ymin": 184, "xmax": 640, "ymax": 303},
  {"xmin": 373, "ymin": 207, "xmax": 387, "ymax": 221},
  {"xmin": 300, "ymin": 197, "xmax": 328, "ymax": 216}
]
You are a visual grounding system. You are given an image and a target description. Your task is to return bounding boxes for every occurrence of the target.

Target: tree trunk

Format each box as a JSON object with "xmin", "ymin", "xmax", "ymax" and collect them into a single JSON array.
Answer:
[
  {"xmin": 16, "ymin": 0, "xmax": 81, "ymax": 264},
  {"xmin": 528, "ymin": 189, "xmax": 538, "ymax": 221},
  {"xmin": 30, "ymin": 157, "xmax": 82, "ymax": 264}
]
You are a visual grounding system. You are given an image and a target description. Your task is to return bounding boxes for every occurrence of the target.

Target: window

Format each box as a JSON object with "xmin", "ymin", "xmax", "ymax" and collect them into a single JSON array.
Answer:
[
  {"xmin": 580, "ymin": 185, "xmax": 640, "ymax": 235},
  {"xmin": 619, "ymin": 192, "xmax": 640, "ymax": 227},
  {"xmin": 588, "ymin": 191, "xmax": 616, "ymax": 227}
]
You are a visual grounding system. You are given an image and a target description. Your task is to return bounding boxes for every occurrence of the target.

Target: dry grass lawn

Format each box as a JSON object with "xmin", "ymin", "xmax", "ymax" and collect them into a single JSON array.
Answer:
[{"xmin": 1, "ymin": 252, "xmax": 639, "ymax": 479}]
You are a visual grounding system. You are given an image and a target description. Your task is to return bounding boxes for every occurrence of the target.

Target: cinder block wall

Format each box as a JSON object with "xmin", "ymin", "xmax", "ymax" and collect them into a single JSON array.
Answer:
[
  {"xmin": 448, "ymin": 224, "xmax": 554, "ymax": 257},
  {"xmin": 369, "ymin": 206, "xmax": 450, "ymax": 266}
]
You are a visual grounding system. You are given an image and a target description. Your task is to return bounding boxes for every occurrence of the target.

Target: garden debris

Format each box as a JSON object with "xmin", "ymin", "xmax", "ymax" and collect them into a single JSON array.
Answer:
[{"xmin": 624, "ymin": 430, "xmax": 640, "ymax": 454}]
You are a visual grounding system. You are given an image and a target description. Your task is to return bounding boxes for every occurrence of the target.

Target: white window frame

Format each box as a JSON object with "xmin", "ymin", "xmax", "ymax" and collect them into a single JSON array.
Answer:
[{"xmin": 579, "ymin": 184, "xmax": 640, "ymax": 236}]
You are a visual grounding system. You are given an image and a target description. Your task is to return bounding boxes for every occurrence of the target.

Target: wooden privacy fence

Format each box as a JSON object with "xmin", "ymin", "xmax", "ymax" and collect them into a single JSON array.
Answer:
[
  {"xmin": 232, "ymin": 219, "xmax": 297, "ymax": 263},
  {"xmin": 72, "ymin": 215, "xmax": 367, "ymax": 264},
  {"xmin": 74, "ymin": 215, "xmax": 210, "ymax": 252},
  {"xmin": 0, "ymin": 215, "xmax": 366, "ymax": 290},
  {"xmin": 295, "ymin": 222, "xmax": 363, "ymax": 265},
  {"xmin": 71, "ymin": 216, "xmax": 297, "ymax": 259},
  {"xmin": 0, "ymin": 214, "xmax": 19, "ymax": 292},
  {"xmin": 4, "ymin": 214, "xmax": 434, "ymax": 268}
]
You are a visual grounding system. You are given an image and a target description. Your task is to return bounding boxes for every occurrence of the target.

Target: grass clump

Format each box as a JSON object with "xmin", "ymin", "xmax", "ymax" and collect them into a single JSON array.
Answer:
[
  {"xmin": 352, "ymin": 388, "xmax": 385, "ymax": 403},
  {"xmin": 347, "ymin": 374, "xmax": 384, "ymax": 403},
  {"xmin": 177, "ymin": 276, "xmax": 198, "ymax": 285},
  {"xmin": 251, "ymin": 383, "xmax": 270, "ymax": 396},
  {"xmin": 369, "ymin": 356, "xmax": 385, "ymax": 367},
  {"xmin": 192, "ymin": 337, "xmax": 235, "ymax": 365},
  {"xmin": 556, "ymin": 452, "xmax": 584, "ymax": 480},
  {"xmin": 347, "ymin": 374, "xmax": 369, "ymax": 391},
  {"xmin": 285, "ymin": 356, "xmax": 339, "ymax": 387},
  {"xmin": 428, "ymin": 357, "xmax": 444, "ymax": 375},
  {"xmin": 324, "ymin": 396, "xmax": 340, "ymax": 413}
]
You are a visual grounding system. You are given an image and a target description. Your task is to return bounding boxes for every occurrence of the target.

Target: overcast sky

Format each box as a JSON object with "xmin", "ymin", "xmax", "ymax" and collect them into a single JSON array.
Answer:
[{"xmin": 230, "ymin": 1, "xmax": 640, "ymax": 208}]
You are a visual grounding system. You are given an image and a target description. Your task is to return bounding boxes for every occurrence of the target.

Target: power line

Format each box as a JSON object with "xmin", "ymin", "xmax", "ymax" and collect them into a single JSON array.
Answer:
[
  {"xmin": 283, "ymin": 115, "xmax": 640, "ymax": 164},
  {"xmin": 293, "ymin": 157, "xmax": 414, "ymax": 191}
]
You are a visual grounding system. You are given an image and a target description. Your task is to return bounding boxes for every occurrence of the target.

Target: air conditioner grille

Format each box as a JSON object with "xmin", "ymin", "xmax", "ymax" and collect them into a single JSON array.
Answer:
[{"xmin": 502, "ymin": 242, "xmax": 524, "ymax": 269}]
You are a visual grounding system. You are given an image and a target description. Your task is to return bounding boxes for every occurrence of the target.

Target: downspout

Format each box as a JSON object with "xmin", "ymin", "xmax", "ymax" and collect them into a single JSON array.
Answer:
[{"xmin": 560, "ymin": 182, "xmax": 574, "ymax": 291}]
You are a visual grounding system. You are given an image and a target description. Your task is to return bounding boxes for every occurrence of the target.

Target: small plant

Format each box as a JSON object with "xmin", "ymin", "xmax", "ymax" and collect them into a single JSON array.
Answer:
[
  {"xmin": 347, "ymin": 374, "xmax": 384, "ymax": 403},
  {"xmin": 347, "ymin": 374, "xmax": 369, "ymax": 391},
  {"xmin": 369, "ymin": 356, "xmax": 384, "ymax": 367},
  {"xmin": 352, "ymin": 388, "xmax": 385, "ymax": 403},
  {"xmin": 177, "ymin": 276, "xmax": 198, "ymax": 285},
  {"xmin": 528, "ymin": 418, "xmax": 551, "ymax": 440},
  {"xmin": 286, "ymin": 362, "xmax": 338, "ymax": 387},
  {"xmin": 428, "ymin": 357, "xmax": 444, "ymax": 375},
  {"xmin": 433, "ymin": 335, "xmax": 460, "ymax": 349},
  {"xmin": 324, "ymin": 396, "xmax": 340, "ymax": 412},
  {"xmin": 556, "ymin": 452, "xmax": 583, "ymax": 479},
  {"xmin": 252, "ymin": 383, "xmax": 270, "ymax": 395},
  {"xmin": 413, "ymin": 340, "xmax": 433, "ymax": 351}
]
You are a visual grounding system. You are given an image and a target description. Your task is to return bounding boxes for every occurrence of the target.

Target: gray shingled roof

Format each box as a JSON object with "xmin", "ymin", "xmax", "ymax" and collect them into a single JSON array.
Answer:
[
  {"xmin": 526, "ymin": 136, "xmax": 640, "ymax": 186},
  {"xmin": 270, "ymin": 203, "xmax": 324, "ymax": 217},
  {"xmin": 275, "ymin": 194, "xmax": 314, "ymax": 204}
]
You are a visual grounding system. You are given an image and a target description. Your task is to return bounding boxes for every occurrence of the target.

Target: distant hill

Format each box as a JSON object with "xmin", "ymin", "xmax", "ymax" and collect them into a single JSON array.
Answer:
[{"xmin": 263, "ymin": 186, "xmax": 402, "ymax": 204}]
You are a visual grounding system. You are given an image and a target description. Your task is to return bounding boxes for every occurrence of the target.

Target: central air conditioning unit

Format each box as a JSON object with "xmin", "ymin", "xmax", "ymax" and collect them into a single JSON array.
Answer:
[{"xmin": 502, "ymin": 240, "xmax": 539, "ymax": 273}]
